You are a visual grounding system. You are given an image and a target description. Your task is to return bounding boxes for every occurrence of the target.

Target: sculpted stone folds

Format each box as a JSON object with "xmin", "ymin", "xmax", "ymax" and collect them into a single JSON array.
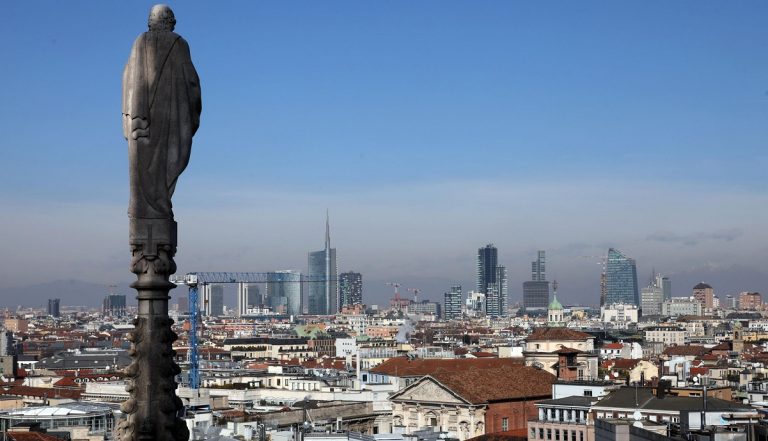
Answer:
[
  {"xmin": 123, "ymin": 5, "xmax": 201, "ymax": 220},
  {"xmin": 118, "ymin": 5, "xmax": 200, "ymax": 441}
]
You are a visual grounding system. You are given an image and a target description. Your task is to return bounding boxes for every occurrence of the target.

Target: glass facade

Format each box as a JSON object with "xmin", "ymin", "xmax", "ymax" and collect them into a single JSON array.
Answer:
[
  {"xmin": 307, "ymin": 248, "xmax": 337, "ymax": 315},
  {"xmin": 605, "ymin": 248, "xmax": 639, "ymax": 305},
  {"xmin": 266, "ymin": 270, "xmax": 302, "ymax": 316},
  {"xmin": 524, "ymin": 281, "xmax": 549, "ymax": 309},
  {"xmin": 210, "ymin": 285, "xmax": 225, "ymax": 316}
]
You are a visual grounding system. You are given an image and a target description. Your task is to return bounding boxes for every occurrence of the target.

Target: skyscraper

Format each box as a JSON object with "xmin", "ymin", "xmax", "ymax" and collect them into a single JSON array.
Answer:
[
  {"xmin": 210, "ymin": 285, "xmax": 224, "ymax": 317},
  {"xmin": 477, "ymin": 244, "xmax": 498, "ymax": 295},
  {"xmin": 523, "ymin": 250, "xmax": 549, "ymax": 310},
  {"xmin": 444, "ymin": 285, "xmax": 463, "ymax": 320},
  {"xmin": 247, "ymin": 284, "xmax": 261, "ymax": 308},
  {"xmin": 266, "ymin": 270, "xmax": 302, "ymax": 316},
  {"xmin": 339, "ymin": 272, "xmax": 363, "ymax": 307},
  {"xmin": 605, "ymin": 248, "xmax": 639, "ymax": 306},
  {"xmin": 47, "ymin": 298, "xmax": 60, "ymax": 318},
  {"xmin": 103, "ymin": 294, "xmax": 127, "ymax": 317},
  {"xmin": 307, "ymin": 213, "xmax": 338, "ymax": 315},
  {"xmin": 661, "ymin": 276, "xmax": 672, "ymax": 300},
  {"xmin": 486, "ymin": 266, "xmax": 508, "ymax": 317},
  {"xmin": 532, "ymin": 250, "xmax": 546, "ymax": 281},
  {"xmin": 640, "ymin": 276, "xmax": 663, "ymax": 316}
]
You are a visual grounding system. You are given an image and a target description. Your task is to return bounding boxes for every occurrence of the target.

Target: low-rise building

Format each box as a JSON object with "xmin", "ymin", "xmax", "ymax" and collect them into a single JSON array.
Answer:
[
  {"xmin": 389, "ymin": 365, "xmax": 555, "ymax": 441},
  {"xmin": 644, "ymin": 326, "xmax": 685, "ymax": 346}
]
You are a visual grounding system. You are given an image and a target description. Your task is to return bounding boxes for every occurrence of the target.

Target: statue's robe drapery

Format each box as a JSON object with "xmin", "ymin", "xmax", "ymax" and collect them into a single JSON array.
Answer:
[{"xmin": 123, "ymin": 30, "xmax": 201, "ymax": 219}]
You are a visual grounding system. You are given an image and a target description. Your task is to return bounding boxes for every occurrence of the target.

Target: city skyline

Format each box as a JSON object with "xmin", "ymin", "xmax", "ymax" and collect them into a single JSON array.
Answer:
[{"xmin": 2, "ymin": 2, "xmax": 768, "ymax": 306}]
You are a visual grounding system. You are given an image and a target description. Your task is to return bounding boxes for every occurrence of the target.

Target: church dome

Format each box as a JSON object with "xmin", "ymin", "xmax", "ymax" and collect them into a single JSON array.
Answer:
[{"xmin": 548, "ymin": 294, "xmax": 563, "ymax": 311}]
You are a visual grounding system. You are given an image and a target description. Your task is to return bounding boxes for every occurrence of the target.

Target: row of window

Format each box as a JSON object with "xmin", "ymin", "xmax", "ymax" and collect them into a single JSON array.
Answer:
[{"xmin": 531, "ymin": 427, "xmax": 584, "ymax": 441}]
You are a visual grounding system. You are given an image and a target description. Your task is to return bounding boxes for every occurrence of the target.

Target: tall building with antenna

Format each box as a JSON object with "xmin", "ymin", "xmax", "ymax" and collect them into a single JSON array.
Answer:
[{"xmin": 307, "ymin": 213, "xmax": 338, "ymax": 315}]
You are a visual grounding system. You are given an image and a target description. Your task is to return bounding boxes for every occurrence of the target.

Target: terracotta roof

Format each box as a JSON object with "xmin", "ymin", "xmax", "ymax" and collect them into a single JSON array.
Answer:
[
  {"xmin": 554, "ymin": 347, "xmax": 582, "ymax": 355},
  {"xmin": 607, "ymin": 359, "xmax": 643, "ymax": 370},
  {"xmin": 0, "ymin": 386, "xmax": 81, "ymax": 400},
  {"xmin": 602, "ymin": 343, "xmax": 624, "ymax": 350},
  {"xmin": 526, "ymin": 327, "xmax": 593, "ymax": 342},
  {"xmin": 431, "ymin": 365, "xmax": 555, "ymax": 404},
  {"xmin": 662, "ymin": 345, "xmax": 709, "ymax": 357},
  {"xmin": 471, "ymin": 351, "xmax": 497, "ymax": 358},
  {"xmin": 370, "ymin": 356, "xmax": 522, "ymax": 377},
  {"xmin": 690, "ymin": 367, "xmax": 710, "ymax": 376}
]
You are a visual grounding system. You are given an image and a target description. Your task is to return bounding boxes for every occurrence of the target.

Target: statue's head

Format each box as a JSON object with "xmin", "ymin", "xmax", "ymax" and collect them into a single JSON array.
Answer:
[{"xmin": 148, "ymin": 4, "xmax": 176, "ymax": 32}]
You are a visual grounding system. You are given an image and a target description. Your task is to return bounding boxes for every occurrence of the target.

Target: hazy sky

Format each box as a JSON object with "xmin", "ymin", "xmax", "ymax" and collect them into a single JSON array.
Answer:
[{"xmin": 2, "ymin": 1, "xmax": 768, "ymax": 306}]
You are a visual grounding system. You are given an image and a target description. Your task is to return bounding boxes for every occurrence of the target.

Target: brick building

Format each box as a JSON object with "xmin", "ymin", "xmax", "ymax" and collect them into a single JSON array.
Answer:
[{"xmin": 389, "ymin": 365, "xmax": 555, "ymax": 440}]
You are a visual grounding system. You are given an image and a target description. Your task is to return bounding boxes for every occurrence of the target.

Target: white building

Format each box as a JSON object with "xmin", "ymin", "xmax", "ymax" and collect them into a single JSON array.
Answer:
[
  {"xmin": 644, "ymin": 326, "xmax": 686, "ymax": 346},
  {"xmin": 335, "ymin": 337, "xmax": 357, "ymax": 358},
  {"xmin": 600, "ymin": 303, "xmax": 638, "ymax": 327},
  {"xmin": 662, "ymin": 297, "xmax": 703, "ymax": 317}
]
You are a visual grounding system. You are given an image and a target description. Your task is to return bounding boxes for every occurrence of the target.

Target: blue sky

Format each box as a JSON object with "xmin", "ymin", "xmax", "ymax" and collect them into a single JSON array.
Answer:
[{"xmin": 2, "ymin": 1, "xmax": 768, "ymax": 306}]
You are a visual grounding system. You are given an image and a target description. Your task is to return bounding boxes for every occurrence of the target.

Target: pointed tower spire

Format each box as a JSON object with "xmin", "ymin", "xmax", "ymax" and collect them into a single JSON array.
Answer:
[{"xmin": 325, "ymin": 209, "xmax": 330, "ymax": 250}]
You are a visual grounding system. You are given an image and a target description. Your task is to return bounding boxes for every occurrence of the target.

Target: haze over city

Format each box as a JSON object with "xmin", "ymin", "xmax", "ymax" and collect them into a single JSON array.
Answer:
[{"xmin": 2, "ymin": 1, "xmax": 768, "ymax": 307}]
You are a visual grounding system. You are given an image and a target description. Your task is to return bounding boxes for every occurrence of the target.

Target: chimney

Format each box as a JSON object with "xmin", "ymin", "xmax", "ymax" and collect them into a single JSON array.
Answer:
[{"xmin": 656, "ymin": 379, "xmax": 670, "ymax": 399}]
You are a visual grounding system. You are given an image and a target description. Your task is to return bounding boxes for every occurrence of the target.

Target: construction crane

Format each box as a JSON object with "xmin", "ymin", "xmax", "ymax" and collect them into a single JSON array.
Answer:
[
  {"xmin": 407, "ymin": 288, "xmax": 421, "ymax": 303},
  {"xmin": 171, "ymin": 272, "xmax": 335, "ymax": 389},
  {"xmin": 386, "ymin": 282, "xmax": 411, "ymax": 310},
  {"xmin": 577, "ymin": 255, "xmax": 608, "ymax": 306}
]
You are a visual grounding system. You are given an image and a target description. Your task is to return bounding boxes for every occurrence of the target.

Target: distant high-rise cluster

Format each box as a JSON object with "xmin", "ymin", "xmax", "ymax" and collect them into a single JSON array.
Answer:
[
  {"xmin": 523, "ymin": 251, "xmax": 550, "ymax": 310},
  {"xmin": 339, "ymin": 272, "xmax": 363, "ymax": 307},
  {"xmin": 605, "ymin": 248, "xmax": 639, "ymax": 306},
  {"xmin": 307, "ymin": 214, "xmax": 338, "ymax": 315},
  {"xmin": 103, "ymin": 293, "xmax": 127, "ymax": 317},
  {"xmin": 47, "ymin": 298, "xmax": 60, "ymax": 318},
  {"xmin": 476, "ymin": 244, "xmax": 508, "ymax": 317}
]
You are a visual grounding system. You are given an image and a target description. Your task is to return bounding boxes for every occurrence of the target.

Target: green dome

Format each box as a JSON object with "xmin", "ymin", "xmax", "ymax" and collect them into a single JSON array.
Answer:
[{"xmin": 548, "ymin": 294, "xmax": 563, "ymax": 310}]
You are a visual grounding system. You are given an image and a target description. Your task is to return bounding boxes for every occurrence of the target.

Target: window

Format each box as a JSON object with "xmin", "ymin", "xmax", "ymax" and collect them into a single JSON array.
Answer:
[
  {"xmin": 539, "ymin": 428, "xmax": 544, "ymax": 439},
  {"xmin": 531, "ymin": 428, "xmax": 536, "ymax": 439},
  {"xmin": 584, "ymin": 390, "xmax": 592, "ymax": 396},
  {"xmin": 501, "ymin": 418, "xmax": 508, "ymax": 431},
  {"xmin": 429, "ymin": 418, "xmax": 438, "ymax": 427},
  {"xmin": 547, "ymin": 429, "xmax": 552, "ymax": 440},
  {"xmin": 555, "ymin": 429, "xmax": 560, "ymax": 441},
  {"xmin": 579, "ymin": 431, "xmax": 584, "ymax": 441},
  {"xmin": 571, "ymin": 431, "xmax": 576, "ymax": 441}
]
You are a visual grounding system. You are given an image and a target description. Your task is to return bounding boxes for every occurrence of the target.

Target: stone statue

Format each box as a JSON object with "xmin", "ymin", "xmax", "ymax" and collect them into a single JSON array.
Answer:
[
  {"xmin": 123, "ymin": 4, "xmax": 201, "ymax": 220},
  {"xmin": 117, "ymin": 5, "xmax": 200, "ymax": 441}
]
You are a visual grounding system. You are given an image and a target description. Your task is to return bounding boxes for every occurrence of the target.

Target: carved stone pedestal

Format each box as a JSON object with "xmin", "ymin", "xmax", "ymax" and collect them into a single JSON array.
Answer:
[{"xmin": 115, "ymin": 218, "xmax": 189, "ymax": 441}]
